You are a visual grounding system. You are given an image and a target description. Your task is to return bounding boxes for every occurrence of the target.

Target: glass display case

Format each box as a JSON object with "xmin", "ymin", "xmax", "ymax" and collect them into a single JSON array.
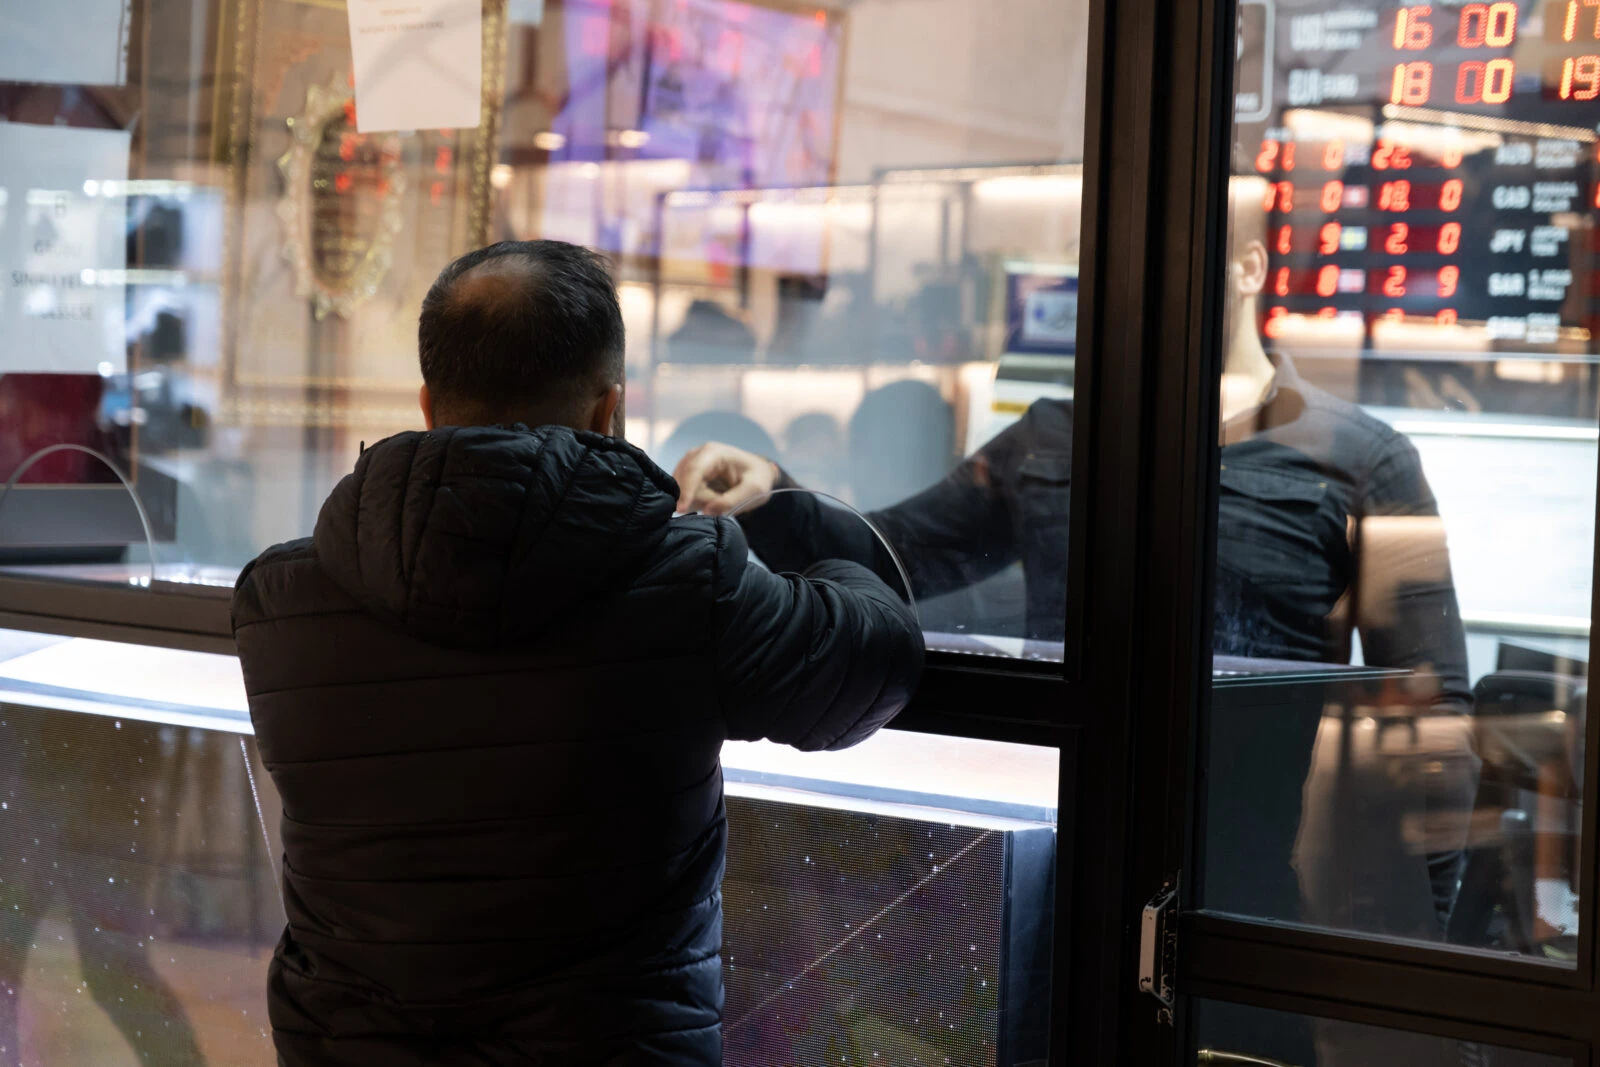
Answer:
[{"xmin": 0, "ymin": 628, "xmax": 1058, "ymax": 1065}]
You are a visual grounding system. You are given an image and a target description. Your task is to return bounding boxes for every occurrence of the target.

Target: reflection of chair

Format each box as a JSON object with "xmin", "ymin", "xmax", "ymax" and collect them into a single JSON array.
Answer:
[
  {"xmin": 654, "ymin": 412, "xmax": 779, "ymax": 482},
  {"xmin": 1449, "ymin": 666, "xmax": 1585, "ymax": 955},
  {"xmin": 847, "ymin": 381, "xmax": 954, "ymax": 511}
]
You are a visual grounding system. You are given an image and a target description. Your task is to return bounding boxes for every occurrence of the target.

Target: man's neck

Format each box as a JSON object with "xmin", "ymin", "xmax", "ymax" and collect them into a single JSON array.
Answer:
[{"xmin": 1219, "ymin": 325, "xmax": 1275, "ymax": 428}]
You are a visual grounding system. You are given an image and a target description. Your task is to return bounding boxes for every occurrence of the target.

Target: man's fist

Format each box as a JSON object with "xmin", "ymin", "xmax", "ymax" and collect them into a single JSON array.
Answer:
[{"xmin": 673, "ymin": 442, "xmax": 779, "ymax": 516}]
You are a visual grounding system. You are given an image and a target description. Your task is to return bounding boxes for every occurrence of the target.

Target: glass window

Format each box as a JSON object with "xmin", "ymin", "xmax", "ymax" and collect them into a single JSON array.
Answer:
[
  {"xmin": 0, "ymin": 0, "xmax": 1090, "ymax": 663},
  {"xmin": 1200, "ymin": 0, "xmax": 1598, "ymax": 961},
  {"xmin": 1193, "ymin": 998, "xmax": 1571, "ymax": 1067},
  {"xmin": 0, "ymin": 628, "xmax": 1060, "ymax": 1065}
]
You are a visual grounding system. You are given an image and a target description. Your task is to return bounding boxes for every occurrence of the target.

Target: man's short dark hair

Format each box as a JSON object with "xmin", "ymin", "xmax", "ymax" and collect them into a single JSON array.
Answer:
[{"xmin": 418, "ymin": 240, "xmax": 625, "ymax": 424}]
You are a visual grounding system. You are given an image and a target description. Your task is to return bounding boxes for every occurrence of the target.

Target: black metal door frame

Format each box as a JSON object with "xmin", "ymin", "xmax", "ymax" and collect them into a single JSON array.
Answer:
[{"xmin": 1103, "ymin": 0, "xmax": 1600, "ymax": 1061}]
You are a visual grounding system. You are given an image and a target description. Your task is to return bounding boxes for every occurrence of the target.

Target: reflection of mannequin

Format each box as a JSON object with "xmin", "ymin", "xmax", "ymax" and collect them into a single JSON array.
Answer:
[
  {"xmin": 1218, "ymin": 180, "xmax": 1478, "ymax": 1067},
  {"xmin": 1215, "ymin": 179, "xmax": 1469, "ymax": 713}
]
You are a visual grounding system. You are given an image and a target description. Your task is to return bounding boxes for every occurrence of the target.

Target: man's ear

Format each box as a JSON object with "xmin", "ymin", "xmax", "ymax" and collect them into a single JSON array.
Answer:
[
  {"xmin": 1235, "ymin": 239, "xmax": 1269, "ymax": 297},
  {"xmin": 589, "ymin": 383, "xmax": 624, "ymax": 436},
  {"xmin": 419, "ymin": 383, "xmax": 436, "ymax": 430}
]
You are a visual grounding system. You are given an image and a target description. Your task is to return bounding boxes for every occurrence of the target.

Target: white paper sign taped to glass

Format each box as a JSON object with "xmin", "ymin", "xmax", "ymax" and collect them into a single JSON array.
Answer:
[
  {"xmin": 0, "ymin": 0, "xmax": 130, "ymax": 87},
  {"xmin": 346, "ymin": 0, "xmax": 482, "ymax": 134},
  {"xmin": 0, "ymin": 123, "xmax": 130, "ymax": 375}
]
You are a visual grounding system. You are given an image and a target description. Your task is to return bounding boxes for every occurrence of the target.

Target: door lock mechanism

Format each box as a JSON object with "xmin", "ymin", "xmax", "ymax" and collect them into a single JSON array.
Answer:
[{"xmin": 1137, "ymin": 876, "xmax": 1179, "ymax": 1024}]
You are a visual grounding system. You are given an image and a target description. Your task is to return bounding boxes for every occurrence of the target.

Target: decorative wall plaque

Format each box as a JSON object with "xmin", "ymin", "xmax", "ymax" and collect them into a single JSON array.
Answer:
[
  {"xmin": 219, "ymin": 0, "xmax": 506, "ymax": 425},
  {"xmin": 275, "ymin": 78, "xmax": 405, "ymax": 319}
]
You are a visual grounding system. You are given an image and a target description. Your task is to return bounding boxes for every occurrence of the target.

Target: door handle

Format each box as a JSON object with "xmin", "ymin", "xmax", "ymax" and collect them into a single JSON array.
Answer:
[
  {"xmin": 1137, "ymin": 879, "xmax": 1178, "ymax": 1024},
  {"xmin": 1196, "ymin": 1050, "xmax": 1298, "ymax": 1067}
]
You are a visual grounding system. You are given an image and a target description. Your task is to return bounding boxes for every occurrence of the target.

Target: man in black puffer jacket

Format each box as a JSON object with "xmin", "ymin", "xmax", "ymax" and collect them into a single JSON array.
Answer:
[{"xmin": 232, "ymin": 240, "xmax": 924, "ymax": 1066}]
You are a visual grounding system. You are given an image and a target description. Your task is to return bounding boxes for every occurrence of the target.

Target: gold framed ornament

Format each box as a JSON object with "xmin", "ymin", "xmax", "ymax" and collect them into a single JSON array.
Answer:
[{"xmin": 275, "ymin": 77, "xmax": 407, "ymax": 319}]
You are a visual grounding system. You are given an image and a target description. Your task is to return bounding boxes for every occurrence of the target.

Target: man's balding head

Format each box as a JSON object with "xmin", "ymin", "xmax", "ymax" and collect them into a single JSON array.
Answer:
[{"xmin": 418, "ymin": 240, "xmax": 625, "ymax": 431}]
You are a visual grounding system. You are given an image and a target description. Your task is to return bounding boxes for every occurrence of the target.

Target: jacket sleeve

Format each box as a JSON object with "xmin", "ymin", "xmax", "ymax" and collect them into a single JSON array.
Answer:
[{"xmin": 711, "ymin": 517, "xmax": 925, "ymax": 751}]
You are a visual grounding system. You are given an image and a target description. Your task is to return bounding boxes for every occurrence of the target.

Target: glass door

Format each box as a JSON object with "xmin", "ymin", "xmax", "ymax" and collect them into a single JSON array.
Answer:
[{"xmin": 1133, "ymin": 0, "xmax": 1600, "ymax": 1061}]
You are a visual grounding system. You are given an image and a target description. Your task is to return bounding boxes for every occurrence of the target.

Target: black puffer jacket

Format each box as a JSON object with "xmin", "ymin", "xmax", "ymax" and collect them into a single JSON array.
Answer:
[{"xmin": 232, "ymin": 425, "xmax": 923, "ymax": 1066}]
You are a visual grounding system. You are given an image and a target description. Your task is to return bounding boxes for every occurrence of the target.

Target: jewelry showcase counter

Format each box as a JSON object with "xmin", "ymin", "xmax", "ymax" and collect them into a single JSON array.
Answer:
[{"xmin": 0, "ymin": 628, "xmax": 1060, "ymax": 1067}]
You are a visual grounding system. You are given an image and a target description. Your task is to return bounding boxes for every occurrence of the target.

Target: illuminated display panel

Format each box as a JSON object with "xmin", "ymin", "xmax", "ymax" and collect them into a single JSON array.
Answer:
[{"xmin": 1238, "ymin": 0, "xmax": 1599, "ymax": 373}]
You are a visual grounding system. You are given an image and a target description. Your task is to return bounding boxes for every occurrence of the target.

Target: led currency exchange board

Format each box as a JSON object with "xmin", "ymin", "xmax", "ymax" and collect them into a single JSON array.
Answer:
[{"xmin": 1236, "ymin": 0, "xmax": 1599, "ymax": 362}]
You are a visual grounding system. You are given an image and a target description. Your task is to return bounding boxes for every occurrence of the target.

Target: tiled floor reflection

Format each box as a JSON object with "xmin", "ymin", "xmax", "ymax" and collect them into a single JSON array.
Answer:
[
  {"xmin": 0, "ymin": 704, "xmax": 279, "ymax": 1067},
  {"xmin": 10, "ymin": 913, "xmax": 268, "ymax": 1065}
]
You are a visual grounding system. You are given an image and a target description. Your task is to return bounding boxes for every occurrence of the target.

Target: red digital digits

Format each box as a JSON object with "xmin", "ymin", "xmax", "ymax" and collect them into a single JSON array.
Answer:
[
  {"xmin": 1319, "ymin": 222, "xmax": 1342, "ymax": 254},
  {"xmin": 1373, "ymin": 140, "xmax": 1414, "ymax": 169},
  {"xmin": 1457, "ymin": 58, "xmax": 1516, "ymax": 103},
  {"xmin": 1392, "ymin": 61, "xmax": 1435, "ymax": 104},
  {"xmin": 1317, "ymin": 265, "xmax": 1340, "ymax": 298},
  {"xmin": 1264, "ymin": 306, "xmax": 1288, "ymax": 338},
  {"xmin": 1264, "ymin": 6, "xmax": 1502, "ymax": 341},
  {"xmin": 1379, "ymin": 180, "xmax": 1413, "ymax": 211},
  {"xmin": 1438, "ymin": 265, "xmax": 1461, "ymax": 297},
  {"xmin": 1560, "ymin": 0, "xmax": 1600, "ymax": 41},
  {"xmin": 1559, "ymin": 56, "xmax": 1600, "ymax": 99},
  {"xmin": 1395, "ymin": 5, "xmax": 1435, "ymax": 48},
  {"xmin": 1386, "ymin": 222, "xmax": 1411, "ymax": 255},
  {"xmin": 1458, "ymin": 3, "xmax": 1517, "ymax": 46}
]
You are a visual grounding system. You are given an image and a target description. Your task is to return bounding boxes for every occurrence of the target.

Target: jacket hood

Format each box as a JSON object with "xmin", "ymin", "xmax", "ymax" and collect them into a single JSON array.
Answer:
[{"xmin": 313, "ymin": 425, "xmax": 679, "ymax": 648}]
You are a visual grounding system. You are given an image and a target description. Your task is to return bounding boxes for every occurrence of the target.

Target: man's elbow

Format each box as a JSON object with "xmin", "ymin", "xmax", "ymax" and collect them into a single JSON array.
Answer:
[{"xmin": 820, "ymin": 619, "xmax": 925, "ymax": 751}]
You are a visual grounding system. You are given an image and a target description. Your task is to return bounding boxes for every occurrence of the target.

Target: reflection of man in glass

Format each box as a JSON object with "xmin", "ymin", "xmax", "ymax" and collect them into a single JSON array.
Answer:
[
  {"xmin": 677, "ymin": 176, "xmax": 1476, "ymax": 938},
  {"xmin": 675, "ymin": 178, "xmax": 1469, "ymax": 713}
]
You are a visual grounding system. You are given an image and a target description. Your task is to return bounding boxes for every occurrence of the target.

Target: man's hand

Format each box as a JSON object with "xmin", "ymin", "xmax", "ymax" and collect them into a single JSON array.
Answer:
[{"xmin": 674, "ymin": 442, "xmax": 778, "ymax": 516}]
